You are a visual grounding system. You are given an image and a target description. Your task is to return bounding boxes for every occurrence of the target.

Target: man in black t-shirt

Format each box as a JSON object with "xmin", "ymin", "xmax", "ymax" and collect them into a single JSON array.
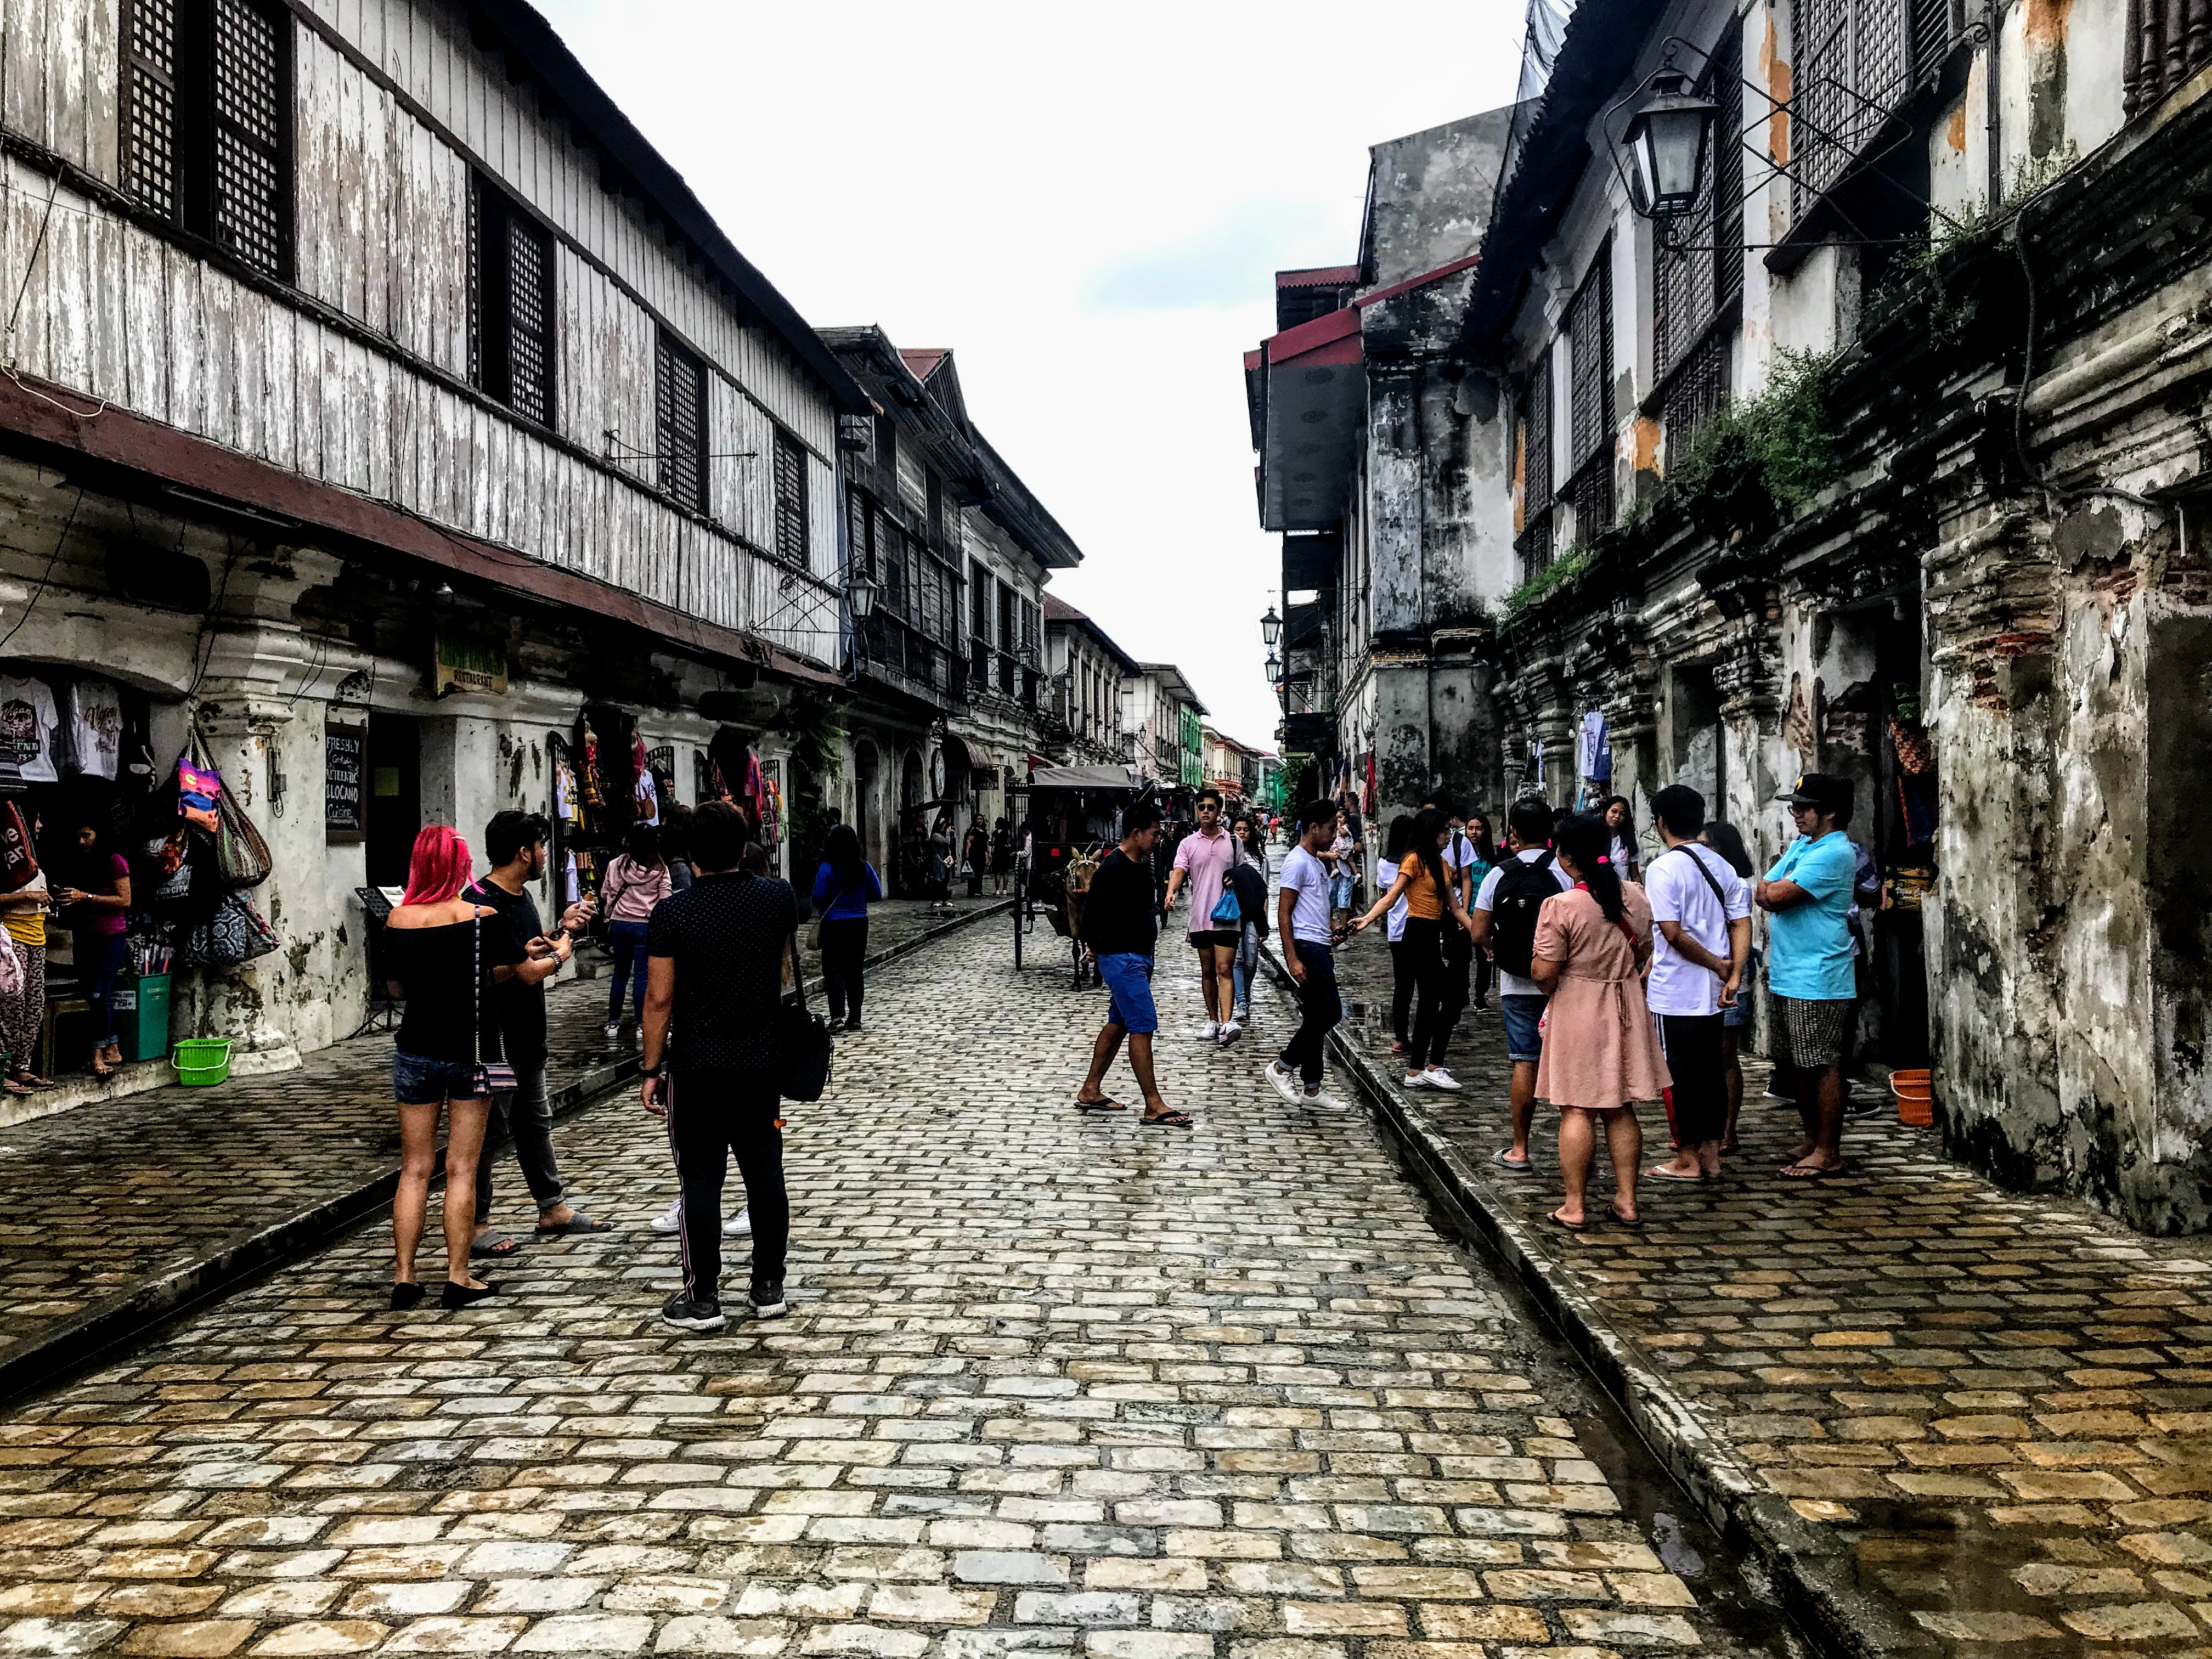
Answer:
[
  {"xmin": 1073, "ymin": 803, "xmax": 1187, "ymax": 1128},
  {"xmin": 467, "ymin": 812, "xmax": 601, "ymax": 1255},
  {"xmin": 641, "ymin": 800, "xmax": 802, "ymax": 1333}
]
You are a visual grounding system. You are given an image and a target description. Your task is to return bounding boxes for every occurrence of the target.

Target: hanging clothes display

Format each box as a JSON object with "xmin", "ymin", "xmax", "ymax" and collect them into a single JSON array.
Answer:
[
  {"xmin": 0, "ymin": 676, "xmax": 60, "ymax": 783},
  {"xmin": 1577, "ymin": 708, "xmax": 1610, "ymax": 783},
  {"xmin": 58, "ymin": 680, "xmax": 122, "ymax": 778}
]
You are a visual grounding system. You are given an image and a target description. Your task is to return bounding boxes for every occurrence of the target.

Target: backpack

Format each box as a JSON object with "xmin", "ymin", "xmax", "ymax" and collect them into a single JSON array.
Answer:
[{"xmin": 1488, "ymin": 851, "xmax": 1559, "ymax": 980}]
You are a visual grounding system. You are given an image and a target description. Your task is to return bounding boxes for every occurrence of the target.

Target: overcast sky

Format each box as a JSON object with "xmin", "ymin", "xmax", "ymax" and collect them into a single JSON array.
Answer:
[{"xmin": 534, "ymin": 0, "xmax": 1526, "ymax": 751}]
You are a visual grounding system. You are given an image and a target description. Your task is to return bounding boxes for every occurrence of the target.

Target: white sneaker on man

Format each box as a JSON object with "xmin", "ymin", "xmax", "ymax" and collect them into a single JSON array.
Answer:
[
  {"xmin": 1200, "ymin": 1020, "xmax": 1220, "ymax": 1041},
  {"xmin": 651, "ymin": 1197, "xmax": 682, "ymax": 1235},
  {"xmin": 724, "ymin": 1207, "xmax": 752, "ymax": 1238},
  {"xmin": 604, "ymin": 1020, "xmax": 622, "ymax": 1044},
  {"xmin": 1265, "ymin": 1060, "xmax": 1301, "ymax": 1103},
  {"xmin": 1217, "ymin": 1020, "xmax": 1242, "ymax": 1045},
  {"xmin": 1300, "ymin": 1088, "xmax": 1347, "ymax": 1111},
  {"xmin": 1419, "ymin": 1068, "xmax": 1464, "ymax": 1092}
]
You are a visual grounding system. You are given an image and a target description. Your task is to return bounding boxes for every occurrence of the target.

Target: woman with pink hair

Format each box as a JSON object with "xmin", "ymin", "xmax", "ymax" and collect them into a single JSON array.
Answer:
[{"xmin": 381, "ymin": 823, "xmax": 525, "ymax": 1310}]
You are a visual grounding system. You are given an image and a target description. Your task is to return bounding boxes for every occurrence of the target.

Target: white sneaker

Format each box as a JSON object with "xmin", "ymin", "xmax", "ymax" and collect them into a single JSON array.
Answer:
[
  {"xmin": 1300, "ymin": 1088, "xmax": 1347, "ymax": 1112},
  {"xmin": 650, "ymin": 1198, "xmax": 682, "ymax": 1235},
  {"xmin": 1264, "ymin": 1060, "xmax": 1301, "ymax": 1103},
  {"xmin": 1217, "ymin": 1020, "xmax": 1242, "ymax": 1045},
  {"xmin": 723, "ymin": 1207, "xmax": 752, "ymax": 1238},
  {"xmin": 1231, "ymin": 1005, "xmax": 1250, "ymax": 1024},
  {"xmin": 604, "ymin": 1021, "xmax": 622, "ymax": 1043},
  {"xmin": 1200, "ymin": 1020, "xmax": 1220, "ymax": 1040},
  {"xmin": 1421, "ymin": 1068, "xmax": 1464, "ymax": 1092}
]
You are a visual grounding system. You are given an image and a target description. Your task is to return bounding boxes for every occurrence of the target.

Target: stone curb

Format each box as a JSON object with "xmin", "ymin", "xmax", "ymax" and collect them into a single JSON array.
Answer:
[
  {"xmin": 1254, "ymin": 942, "xmax": 1937, "ymax": 1659},
  {"xmin": 0, "ymin": 898, "xmax": 1011, "ymax": 1410}
]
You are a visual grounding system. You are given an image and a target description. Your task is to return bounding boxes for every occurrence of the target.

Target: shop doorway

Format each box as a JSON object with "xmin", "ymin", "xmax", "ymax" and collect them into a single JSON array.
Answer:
[{"xmin": 365, "ymin": 715, "xmax": 421, "ymax": 889}]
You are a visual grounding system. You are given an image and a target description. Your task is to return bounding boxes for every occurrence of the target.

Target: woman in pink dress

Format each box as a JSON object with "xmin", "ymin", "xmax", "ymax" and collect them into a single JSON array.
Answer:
[{"xmin": 1531, "ymin": 812, "xmax": 1669, "ymax": 1231}]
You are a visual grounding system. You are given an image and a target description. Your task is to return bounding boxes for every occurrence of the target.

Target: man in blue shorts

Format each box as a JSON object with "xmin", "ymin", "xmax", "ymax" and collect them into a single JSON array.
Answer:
[{"xmin": 1073, "ymin": 803, "xmax": 1188, "ymax": 1128}]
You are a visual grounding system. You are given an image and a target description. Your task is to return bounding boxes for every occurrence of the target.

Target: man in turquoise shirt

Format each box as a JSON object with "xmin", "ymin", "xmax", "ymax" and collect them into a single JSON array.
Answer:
[{"xmin": 1757, "ymin": 774, "xmax": 1860, "ymax": 1180}]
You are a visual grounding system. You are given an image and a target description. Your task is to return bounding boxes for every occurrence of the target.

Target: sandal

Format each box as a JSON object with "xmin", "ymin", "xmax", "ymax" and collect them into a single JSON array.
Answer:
[
  {"xmin": 1, "ymin": 1079, "xmax": 30, "ymax": 1097},
  {"xmin": 1645, "ymin": 1167, "xmax": 1707, "ymax": 1182},
  {"xmin": 1547, "ymin": 1209, "xmax": 1588, "ymax": 1232},
  {"xmin": 534, "ymin": 1210, "xmax": 610, "ymax": 1237},
  {"xmin": 1491, "ymin": 1149, "xmax": 1534, "ymax": 1173},
  {"xmin": 1140, "ymin": 1109, "xmax": 1194, "ymax": 1128},
  {"xmin": 1780, "ymin": 1162, "xmax": 1846, "ymax": 1180},
  {"xmin": 469, "ymin": 1233, "xmax": 523, "ymax": 1259},
  {"xmin": 1612, "ymin": 1210, "xmax": 1646, "ymax": 1228},
  {"xmin": 1074, "ymin": 1097, "xmax": 1128, "ymax": 1113}
]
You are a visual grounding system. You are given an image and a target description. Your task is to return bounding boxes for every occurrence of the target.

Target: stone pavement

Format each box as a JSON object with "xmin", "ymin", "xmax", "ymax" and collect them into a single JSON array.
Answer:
[
  {"xmin": 0, "ymin": 924, "xmax": 1778, "ymax": 1659},
  {"xmin": 1314, "ymin": 924, "xmax": 2212, "ymax": 1657},
  {"xmin": 0, "ymin": 898, "xmax": 1003, "ymax": 1398}
]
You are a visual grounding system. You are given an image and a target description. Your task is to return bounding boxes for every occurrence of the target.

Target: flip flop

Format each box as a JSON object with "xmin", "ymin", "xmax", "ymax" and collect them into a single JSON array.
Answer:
[
  {"xmin": 469, "ymin": 1233, "xmax": 523, "ymax": 1259},
  {"xmin": 1645, "ymin": 1167, "xmax": 1707, "ymax": 1182},
  {"xmin": 1491, "ymin": 1149, "xmax": 1535, "ymax": 1173},
  {"xmin": 1547, "ymin": 1209, "xmax": 1588, "ymax": 1232},
  {"xmin": 534, "ymin": 1211, "xmax": 609, "ymax": 1236},
  {"xmin": 1780, "ymin": 1162, "xmax": 1846, "ymax": 1180},
  {"xmin": 1140, "ymin": 1110, "xmax": 1194, "ymax": 1128},
  {"xmin": 1074, "ymin": 1097, "xmax": 1128, "ymax": 1113},
  {"xmin": 1612, "ymin": 1211, "xmax": 1646, "ymax": 1228}
]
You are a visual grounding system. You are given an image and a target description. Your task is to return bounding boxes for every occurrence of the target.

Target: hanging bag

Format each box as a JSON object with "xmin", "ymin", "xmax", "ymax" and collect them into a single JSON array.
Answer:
[
  {"xmin": 471, "ymin": 908, "xmax": 516, "ymax": 1097},
  {"xmin": 189, "ymin": 732, "xmax": 273, "ymax": 890},
  {"xmin": 1210, "ymin": 837, "xmax": 1243, "ymax": 927},
  {"xmin": 775, "ymin": 924, "xmax": 832, "ymax": 1102}
]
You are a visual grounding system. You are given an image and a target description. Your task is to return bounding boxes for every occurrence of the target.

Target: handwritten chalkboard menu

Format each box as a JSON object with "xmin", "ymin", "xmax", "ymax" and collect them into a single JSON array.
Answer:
[{"xmin": 325, "ymin": 724, "xmax": 366, "ymax": 844}]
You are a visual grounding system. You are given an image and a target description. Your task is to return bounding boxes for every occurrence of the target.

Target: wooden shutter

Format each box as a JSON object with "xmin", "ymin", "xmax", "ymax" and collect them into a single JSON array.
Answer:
[
  {"xmin": 210, "ymin": 0, "xmax": 286, "ymax": 276},
  {"xmin": 654, "ymin": 331, "xmax": 707, "ymax": 513},
  {"xmin": 774, "ymin": 428, "xmax": 808, "ymax": 565},
  {"xmin": 506, "ymin": 214, "xmax": 555, "ymax": 428},
  {"xmin": 120, "ymin": 0, "xmax": 180, "ymax": 218}
]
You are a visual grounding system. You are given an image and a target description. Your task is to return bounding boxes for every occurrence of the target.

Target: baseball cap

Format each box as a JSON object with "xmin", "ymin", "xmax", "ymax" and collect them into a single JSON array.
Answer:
[{"xmin": 1775, "ymin": 772, "xmax": 1852, "ymax": 815}]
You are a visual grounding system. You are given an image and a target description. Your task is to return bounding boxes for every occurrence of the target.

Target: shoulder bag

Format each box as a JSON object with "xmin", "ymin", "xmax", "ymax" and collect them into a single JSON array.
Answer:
[
  {"xmin": 775, "ymin": 922, "xmax": 832, "ymax": 1102},
  {"xmin": 471, "ymin": 909, "xmax": 517, "ymax": 1097},
  {"xmin": 1210, "ymin": 839, "xmax": 1243, "ymax": 927}
]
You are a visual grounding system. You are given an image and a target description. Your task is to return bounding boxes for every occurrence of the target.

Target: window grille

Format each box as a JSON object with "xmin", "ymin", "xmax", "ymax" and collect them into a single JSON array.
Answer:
[
  {"xmin": 1654, "ymin": 36, "xmax": 1742, "ymax": 380},
  {"xmin": 1792, "ymin": 0, "xmax": 1911, "ymax": 215},
  {"xmin": 467, "ymin": 174, "xmax": 556, "ymax": 427},
  {"xmin": 1565, "ymin": 248, "xmax": 1613, "ymax": 471},
  {"xmin": 774, "ymin": 428, "xmax": 809, "ymax": 566},
  {"xmin": 1569, "ymin": 454, "xmax": 1615, "ymax": 543},
  {"xmin": 121, "ymin": 0, "xmax": 290, "ymax": 278},
  {"xmin": 847, "ymin": 486, "xmax": 871, "ymax": 580},
  {"xmin": 1523, "ymin": 350, "xmax": 1552, "ymax": 516},
  {"xmin": 654, "ymin": 330, "xmax": 708, "ymax": 514},
  {"xmin": 1661, "ymin": 323, "xmax": 1732, "ymax": 465}
]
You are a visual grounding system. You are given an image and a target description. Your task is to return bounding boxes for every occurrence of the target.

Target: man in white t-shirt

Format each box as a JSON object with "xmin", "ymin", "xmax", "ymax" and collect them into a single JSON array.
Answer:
[
  {"xmin": 1264, "ymin": 801, "xmax": 1346, "ymax": 1111},
  {"xmin": 1469, "ymin": 798, "xmax": 1571, "ymax": 1173},
  {"xmin": 1643, "ymin": 785, "xmax": 1752, "ymax": 1182}
]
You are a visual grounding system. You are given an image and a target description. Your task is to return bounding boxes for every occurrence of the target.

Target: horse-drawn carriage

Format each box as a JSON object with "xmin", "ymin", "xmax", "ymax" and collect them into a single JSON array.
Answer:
[{"xmin": 1009, "ymin": 765, "xmax": 1162, "ymax": 988}]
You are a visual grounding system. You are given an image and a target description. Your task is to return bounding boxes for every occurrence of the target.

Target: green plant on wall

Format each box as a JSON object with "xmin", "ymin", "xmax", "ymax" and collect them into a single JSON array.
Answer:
[
  {"xmin": 1502, "ymin": 543, "xmax": 1595, "ymax": 619},
  {"xmin": 1667, "ymin": 346, "xmax": 1841, "ymax": 539}
]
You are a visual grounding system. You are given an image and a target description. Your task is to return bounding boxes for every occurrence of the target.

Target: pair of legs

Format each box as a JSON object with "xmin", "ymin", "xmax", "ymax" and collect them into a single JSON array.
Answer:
[
  {"xmin": 472, "ymin": 1065, "xmax": 591, "ymax": 1247},
  {"xmin": 1471, "ymin": 949, "xmax": 1493, "ymax": 1011},
  {"xmin": 394, "ymin": 1092, "xmax": 490, "ymax": 1291},
  {"xmin": 1778, "ymin": 996, "xmax": 1850, "ymax": 1175},
  {"xmin": 1229, "ymin": 924, "xmax": 1258, "ymax": 1015},
  {"xmin": 1077, "ymin": 952, "xmax": 1179, "ymax": 1122},
  {"xmin": 1556, "ymin": 1105, "xmax": 1643, "ymax": 1226},
  {"xmin": 1274, "ymin": 944, "xmax": 1341, "ymax": 1097},
  {"xmin": 1720, "ymin": 1021, "xmax": 1744, "ymax": 1151},
  {"xmin": 607, "ymin": 918, "xmax": 651, "ymax": 1025},
  {"xmin": 82, "ymin": 932, "xmax": 126, "ymax": 1074},
  {"xmin": 1193, "ymin": 935, "xmax": 1236, "ymax": 1025},
  {"xmin": 0, "ymin": 942, "xmax": 50, "ymax": 1092},
  {"xmin": 1498, "ymin": 994, "xmax": 1547, "ymax": 1167},
  {"xmin": 665, "ymin": 1068, "xmax": 789, "ymax": 1302},
  {"xmin": 1651, "ymin": 1013, "xmax": 1726, "ymax": 1179},
  {"xmin": 820, "ymin": 917, "xmax": 868, "ymax": 1028},
  {"xmin": 1399, "ymin": 919, "xmax": 1452, "ymax": 1076}
]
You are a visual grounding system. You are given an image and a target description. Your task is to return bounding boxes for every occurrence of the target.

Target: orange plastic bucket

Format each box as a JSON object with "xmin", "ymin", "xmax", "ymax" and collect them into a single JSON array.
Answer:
[{"xmin": 1891, "ymin": 1068, "xmax": 1933, "ymax": 1127}]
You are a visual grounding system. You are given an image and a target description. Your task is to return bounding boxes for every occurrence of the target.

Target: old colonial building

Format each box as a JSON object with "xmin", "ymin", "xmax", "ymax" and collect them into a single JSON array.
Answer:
[
  {"xmin": 1041, "ymin": 596, "xmax": 1137, "ymax": 768},
  {"xmin": 0, "ymin": 0, "xmax": 868, "ymax": 1113},
  {"xmin": 1244, "ymin": 111, "xmax": 1519, "ymax": 834},
  {"xmin": 1129, "ymin": 663, "xmax": 1206, "ymax": 809},
  {"xmin": 1460, "ymin": 0, "xmax": 2212, "ymax": 1232}
]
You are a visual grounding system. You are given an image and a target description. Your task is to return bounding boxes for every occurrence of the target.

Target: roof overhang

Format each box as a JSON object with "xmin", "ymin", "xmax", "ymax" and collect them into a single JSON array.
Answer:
[{"xmin": 1256, "ymin": 307, "xmax": 1364, "ymax": 532}]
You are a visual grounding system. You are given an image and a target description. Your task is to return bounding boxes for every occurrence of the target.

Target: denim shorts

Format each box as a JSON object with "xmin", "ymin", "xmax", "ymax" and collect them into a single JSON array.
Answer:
[
  {"xmin": 1329, "ymin": 874, "xmax": 1355, "ymax": 909},
  {"xmin": 393, "ymin": 1050, "xmax": 481, "ymax": 1105},
  {"xmin": 1500, "ymin": 994, "xmax": 1548, "ymax": 1064},
  {"xmin": 1096, "ymin": 952, "xmax": 1159, "ymax": 1035}
]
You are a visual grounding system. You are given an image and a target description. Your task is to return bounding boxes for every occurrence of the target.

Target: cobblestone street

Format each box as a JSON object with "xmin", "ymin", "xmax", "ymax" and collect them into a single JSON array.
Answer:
[
  {"xmin": 1316, "ymin": 928, "xmax": 2212, "ymax": 1656},
  {"xmin": 0, "ymin": 924, "xmax": 1771, "ymax": 1659}
]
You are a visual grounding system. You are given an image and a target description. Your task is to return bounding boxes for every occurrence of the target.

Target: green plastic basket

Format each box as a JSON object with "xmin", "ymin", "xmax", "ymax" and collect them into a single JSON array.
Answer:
[{"xmin": 172, "ymin": 1037, "xmax": 233, "ymax": 1087}]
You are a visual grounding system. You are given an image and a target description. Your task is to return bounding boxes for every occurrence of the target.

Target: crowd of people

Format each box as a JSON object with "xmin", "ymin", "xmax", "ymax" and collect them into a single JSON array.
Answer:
[{"xmin": 1066, "ymin": 771, "xmax": 1874, "ymax": 1230}]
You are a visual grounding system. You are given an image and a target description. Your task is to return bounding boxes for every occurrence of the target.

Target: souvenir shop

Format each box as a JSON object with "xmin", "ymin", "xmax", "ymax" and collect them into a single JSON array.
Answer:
[{"xmin": 0, "ymin": 664, "xmax": 282, "ymax": 1085}]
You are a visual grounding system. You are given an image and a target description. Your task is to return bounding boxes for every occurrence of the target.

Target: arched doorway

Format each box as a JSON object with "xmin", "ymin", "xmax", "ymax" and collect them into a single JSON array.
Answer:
[{"xmin": 900, "ymin": 748, "xmax": 924, "ymax": 816}]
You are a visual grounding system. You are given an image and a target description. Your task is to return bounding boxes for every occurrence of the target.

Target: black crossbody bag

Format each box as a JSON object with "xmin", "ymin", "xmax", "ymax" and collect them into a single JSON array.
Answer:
[{"xmin": 775, "ymin": 927, "xmax": 832, "ymax": 1102}]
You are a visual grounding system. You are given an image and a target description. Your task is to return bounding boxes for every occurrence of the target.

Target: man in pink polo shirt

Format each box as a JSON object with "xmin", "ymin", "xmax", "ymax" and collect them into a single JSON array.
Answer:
[{"xmin": 1163, "ymin": 789, "xmax": 1244, "ymax": 1043}]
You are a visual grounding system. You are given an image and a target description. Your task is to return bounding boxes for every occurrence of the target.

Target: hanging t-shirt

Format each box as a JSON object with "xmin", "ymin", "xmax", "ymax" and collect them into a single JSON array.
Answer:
[
  {"xmin": 59, "ymin": 680, "xmax": 122, "ymax": 778},
  {"xmin": 1578, "ymin": 709, "xmax": 1611, "ymax": 783},
  {"xmin": 0, "ymin": 677, "xmax": 60, "ymax": 782}
]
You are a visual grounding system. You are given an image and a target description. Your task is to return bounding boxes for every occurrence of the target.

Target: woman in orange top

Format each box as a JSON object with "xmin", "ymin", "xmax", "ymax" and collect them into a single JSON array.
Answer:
[{"xmin": 1354, "ymin": 808, "xmax": 1476, "ymax": 1093}]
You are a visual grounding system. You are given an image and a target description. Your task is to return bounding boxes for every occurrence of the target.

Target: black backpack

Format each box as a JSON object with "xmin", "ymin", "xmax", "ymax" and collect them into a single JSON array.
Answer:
[{"xmin": 1488, "ymin": 851, "xmax": 1559, "ymax": 979}]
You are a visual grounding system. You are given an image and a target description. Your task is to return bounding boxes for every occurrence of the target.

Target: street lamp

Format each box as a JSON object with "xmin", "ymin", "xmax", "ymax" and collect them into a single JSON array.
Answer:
[
  {"xmin": 1622, "ymin": 71, "xmax": 1716, "ymax": 220},
  {"xmin": 1260, "ymin": 606, "xmax": 1281, "ymax": 648},
  {"xmin": 845, "ymin": 569, "xmax": 881, "ymax": 622},
  {"xmin": 1265, "ymin": 653, "xmax": 1283, "ymax": 686}
]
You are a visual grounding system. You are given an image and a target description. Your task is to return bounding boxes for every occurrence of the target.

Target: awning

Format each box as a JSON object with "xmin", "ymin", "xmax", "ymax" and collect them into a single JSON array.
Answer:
[{"xmin": 1026, "ymin": 764, "xmax": 1143, "ymax": 791}]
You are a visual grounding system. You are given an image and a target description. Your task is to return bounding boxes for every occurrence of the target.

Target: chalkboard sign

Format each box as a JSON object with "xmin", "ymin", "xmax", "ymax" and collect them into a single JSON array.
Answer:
[{"xmin": 325, "ymin": 724, "xmax": 366, "ymax": 844}]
